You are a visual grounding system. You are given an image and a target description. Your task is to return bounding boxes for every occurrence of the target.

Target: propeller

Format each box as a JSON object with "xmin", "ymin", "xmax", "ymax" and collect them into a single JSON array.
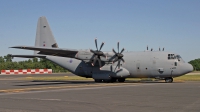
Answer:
[
  {"xmin": 90, "ymin": 38, "xmax": 106, "ymax": 69},
  {"xmin": 112, "ymin": 42, "xmax": 125, "ymax": 69}
]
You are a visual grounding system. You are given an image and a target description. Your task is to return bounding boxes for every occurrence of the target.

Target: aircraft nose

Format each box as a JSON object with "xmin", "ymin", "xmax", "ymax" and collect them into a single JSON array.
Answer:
[{"xmin": 188, "ymin": 63, "xmax": 193, "ymax": 72}]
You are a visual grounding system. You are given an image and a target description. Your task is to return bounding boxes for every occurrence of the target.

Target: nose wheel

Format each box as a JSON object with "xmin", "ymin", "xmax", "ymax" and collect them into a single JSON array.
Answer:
[{"xmin": 165, "ymin": 77, "xmax": 173, "ymax": 83}]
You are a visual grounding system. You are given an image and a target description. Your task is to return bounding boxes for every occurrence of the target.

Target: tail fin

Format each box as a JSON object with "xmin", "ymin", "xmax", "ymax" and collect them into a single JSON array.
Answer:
[{"xmin": 34, "ymin": 16, "xmax": 58, "ymax": 55}]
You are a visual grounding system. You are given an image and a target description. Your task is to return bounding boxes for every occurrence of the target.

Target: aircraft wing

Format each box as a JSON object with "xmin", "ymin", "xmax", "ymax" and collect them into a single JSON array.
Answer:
[
  {"xmin": 10, "ymin": 46, "xmax": 78, "ymax": 58},
  {"xmin": 9, "ymin": 54, "xmax": 46, "ymax": 58}
]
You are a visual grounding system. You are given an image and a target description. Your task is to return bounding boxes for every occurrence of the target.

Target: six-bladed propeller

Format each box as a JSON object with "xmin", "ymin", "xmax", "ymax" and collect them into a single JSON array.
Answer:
[
  {"xmin": 90, "ymin": 39, "xmax": 126, "ymax": 69},
  {"xmin": 90, "ymin": 38, "xmax": 106, "ymax": 69},
  {"xmin": 112, "ymin": 42, "xmax": 125, "ymax": 69}
]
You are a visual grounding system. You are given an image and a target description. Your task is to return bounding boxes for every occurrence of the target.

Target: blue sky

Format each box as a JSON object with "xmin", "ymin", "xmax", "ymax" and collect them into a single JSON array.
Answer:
[{"xmin": 0, "ymin": 0, "xmax": 200, "ymax": 62}]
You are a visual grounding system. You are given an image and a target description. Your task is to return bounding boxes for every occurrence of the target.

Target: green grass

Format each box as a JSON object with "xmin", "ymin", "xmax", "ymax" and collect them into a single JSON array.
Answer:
[{"xmin": 174, "ymin": 75, "xmax": 200, "ymax": 81}]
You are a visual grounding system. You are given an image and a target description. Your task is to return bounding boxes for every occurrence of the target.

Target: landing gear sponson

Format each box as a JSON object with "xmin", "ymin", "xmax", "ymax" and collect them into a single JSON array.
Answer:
[{"xmin": 94, "ymin": 78, "xmax": 126, "ymax": 83}]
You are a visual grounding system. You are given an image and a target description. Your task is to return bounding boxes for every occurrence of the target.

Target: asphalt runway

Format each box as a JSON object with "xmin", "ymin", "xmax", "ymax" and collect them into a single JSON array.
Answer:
[{"xmin": 0, "ymin": 74, "xmax": 199, "ymax": 112}]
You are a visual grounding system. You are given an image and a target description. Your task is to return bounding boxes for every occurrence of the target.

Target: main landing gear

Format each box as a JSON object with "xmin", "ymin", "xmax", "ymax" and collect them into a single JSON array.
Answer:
[
  {"xmin": 94, "ymin": 78, "xmax": 125, "ymax": 83},
  {"xmin": 165, "ymin": 77, "xmax": 173, "ymax": 83}
]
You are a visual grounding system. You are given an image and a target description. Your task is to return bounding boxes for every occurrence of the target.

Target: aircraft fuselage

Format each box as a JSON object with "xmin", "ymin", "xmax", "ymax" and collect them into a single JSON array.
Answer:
[{"xmin": 46, "ymin": 51, "xmax": 193, "ymax": 80}]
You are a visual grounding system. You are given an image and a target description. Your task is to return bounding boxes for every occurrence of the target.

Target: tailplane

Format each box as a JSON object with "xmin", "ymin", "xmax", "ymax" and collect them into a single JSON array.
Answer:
[{"xmin": 34, "ymin": 16, "xmax": 58, "ymax": 55}]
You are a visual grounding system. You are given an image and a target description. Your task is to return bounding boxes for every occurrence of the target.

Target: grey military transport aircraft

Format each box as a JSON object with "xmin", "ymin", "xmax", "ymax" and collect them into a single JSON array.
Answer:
[{"xmin": 9, "ymin": 16, "xmax": 193, "ymax": 83}]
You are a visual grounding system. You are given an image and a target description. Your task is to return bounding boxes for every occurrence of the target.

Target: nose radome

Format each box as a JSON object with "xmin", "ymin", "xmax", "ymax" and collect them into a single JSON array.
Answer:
[{"xmin": 188, "ymin": 64, "xmax": 193, "ymax": 72}]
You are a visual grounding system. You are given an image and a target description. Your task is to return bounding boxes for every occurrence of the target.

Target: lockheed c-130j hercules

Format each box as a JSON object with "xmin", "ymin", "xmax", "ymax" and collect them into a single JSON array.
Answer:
[{"xmin": 10, "ymin": 16, "xmax": 193, "ymax": 83}]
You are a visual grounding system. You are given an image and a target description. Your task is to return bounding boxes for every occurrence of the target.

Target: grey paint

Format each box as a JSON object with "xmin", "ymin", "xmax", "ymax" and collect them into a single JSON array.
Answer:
[
  {"xmin": 34, "ymin": 17, "xmax": 58, "ymax": 55},
  {"xmin": 10, "ymin": 17, "xmax": 193, "ymax": 81}
]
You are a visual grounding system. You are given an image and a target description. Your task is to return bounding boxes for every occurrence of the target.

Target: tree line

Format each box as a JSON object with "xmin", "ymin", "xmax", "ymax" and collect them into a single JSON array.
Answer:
[
  {"xmin": 0, "ymin": 55, "xmax": 67, "ymax": 73},
  {"xmin": 0, "ymin": 54, "xmax": 199, "ymax": 72},
  {"xmin": 189, "ymin": 59, "xmax": 200, "ymax": 71}
]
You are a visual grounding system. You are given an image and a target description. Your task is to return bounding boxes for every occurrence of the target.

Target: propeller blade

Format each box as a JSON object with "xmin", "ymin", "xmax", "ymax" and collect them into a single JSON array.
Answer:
[
  {"xmin": 92, "ymin": 55, "xmax": 98, "ymax": 66},
  {"xmin": 99, "ymin": 42, "xmax": 104, "ymax": 51},
  {"xmin": 147, "ymin": 45, "xmax": 148, "ymax": 50},
  {"xmin": 102, "ymin": 54, "xmax": 107, "ymax": 59},
  {"xmin": 112, "ymin": 48, "xmax": 117, "ymax": 54},
  {"xmin": 96, "ymin": 57, "xmax": 102, "ymax": 68},
  {"xmin": 121, "ymin": 58, "xmax": 125, "ymax": 63},
  {"xmin": 120, "ymin": 48, "xmax": 125, "ymax": 54},
  {"xmin": 113, "ymin": 58, "xmax": 118, "ymax": 64},
  {"xmin": 110, "ymin": 65, "xmax": 113, "ymax": 72},
  {"xmin": 109, "ymin": 55, "xmax": 116, "ymax": 62},
  {"xmin": 90, "ymin": 54, "xmax": 95, "ymax": 62},
  {"xmin": 95, "ymin": 38, "xmax": 98, "ymax": 51},
  {"xmin": 118, "ymin": 60, "xmax": 120, "ymax": 69},
  {"xmin": 163, "ymin": 48, "xmax": 164, "ymax": 51},
  {"xmin": 117, "ymin": 42, "xmax": 119, "ymax": 53},
  {"xmin": 90, "ymin": 49, "xmax": 96, "ymax": 54}
]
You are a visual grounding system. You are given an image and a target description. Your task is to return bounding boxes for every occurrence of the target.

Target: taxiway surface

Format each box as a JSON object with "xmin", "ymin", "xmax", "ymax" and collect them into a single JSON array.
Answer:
[{"xmin": 0, "ymin": 74, "xmax": 199, "ymax": 112}]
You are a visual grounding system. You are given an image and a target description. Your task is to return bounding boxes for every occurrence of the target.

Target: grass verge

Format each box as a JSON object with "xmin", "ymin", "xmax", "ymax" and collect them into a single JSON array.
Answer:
[{"xmin": 174, "ymin": 75, "xmax": 200, "ymax": 81}]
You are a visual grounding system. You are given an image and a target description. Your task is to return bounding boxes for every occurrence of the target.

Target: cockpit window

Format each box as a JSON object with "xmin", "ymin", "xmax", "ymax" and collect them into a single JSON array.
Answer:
[
  {"xmin": 176, "ymin": 55, "xmax": 181, "ymax": 59},
  {"xmin": 168, "ymin": 54, "xmax": 176, "ymax": 59},
  {"xmin": 176, "ymin": 55, "xmax": 185, "ymax": 63},
  {"xmin": 168, "ymin": 54, "xmax": 185, "ymax": 62},
  {"xmin": 176, "ymin": 55, "xmax": 181, "ymax": 61}
]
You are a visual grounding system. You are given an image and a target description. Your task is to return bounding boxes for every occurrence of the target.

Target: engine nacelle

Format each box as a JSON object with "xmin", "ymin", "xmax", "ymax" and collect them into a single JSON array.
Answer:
[
  {"xmin": 111, "ymin": 67, "xmax": 130, "ymax": 78},
  {"xmin": 75, "ymin": 50, "xmax": 92, "ymax": 62},
  {"xmin": 91, "ymin": 65, "xmax": 130, "ymax": 79},
  {"xmin": 75, "ymin": 50, "xmax": 114, "ymax": 62}
]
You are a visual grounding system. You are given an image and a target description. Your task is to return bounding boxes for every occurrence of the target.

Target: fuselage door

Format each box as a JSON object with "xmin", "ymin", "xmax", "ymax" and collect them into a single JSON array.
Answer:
[{"xmin": 151, "ymin": 57, "xmax": 159, "ymax": 76}]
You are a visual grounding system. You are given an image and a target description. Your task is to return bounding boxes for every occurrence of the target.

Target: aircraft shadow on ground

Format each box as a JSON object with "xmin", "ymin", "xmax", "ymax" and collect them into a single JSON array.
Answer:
[
  {"xmin": 14, "ymin": 80, "xmax": 183, "ymax": 87},
  {"xmin": 14, "ymin": 80, "xmax": 95, "ymax": 86}
]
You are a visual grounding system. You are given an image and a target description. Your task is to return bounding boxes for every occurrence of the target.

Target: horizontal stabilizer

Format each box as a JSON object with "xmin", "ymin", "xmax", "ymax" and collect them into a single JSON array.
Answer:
[{"xmin": 10, "ymin": 46, "xmax": 78, "ymax": 58}]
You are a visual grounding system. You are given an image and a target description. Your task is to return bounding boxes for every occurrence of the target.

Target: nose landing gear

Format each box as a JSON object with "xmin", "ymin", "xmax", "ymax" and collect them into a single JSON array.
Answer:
[{"xmin": 165, "ymin": 77, "xmax": 173, "ymax": 83}]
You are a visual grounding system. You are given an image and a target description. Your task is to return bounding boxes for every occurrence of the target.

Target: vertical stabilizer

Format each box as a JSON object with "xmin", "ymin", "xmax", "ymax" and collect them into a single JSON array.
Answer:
[{"xmin": 34, "ymin": 16, "xmax": 58, "ymax": 55}]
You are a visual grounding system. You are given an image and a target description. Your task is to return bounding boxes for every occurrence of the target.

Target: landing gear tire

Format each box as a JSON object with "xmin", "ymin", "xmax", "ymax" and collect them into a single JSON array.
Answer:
[
  {"xmin": 94, "ymin": 79, "xmax": 102, "ymax": 83},
  {"xmin": 103, "ymin": 79, "xmax": 110, "ymax": 83},
  {"xmin": 165, "ymin": 77, "xmax": 173, "ymax": 83},
  {"xmin": 118, "ymin": 78, "xmax": 125, "ymax": 82},
  {"xmin": 110, "ymin": 78, "xmax": 117, "ymax": 83}
]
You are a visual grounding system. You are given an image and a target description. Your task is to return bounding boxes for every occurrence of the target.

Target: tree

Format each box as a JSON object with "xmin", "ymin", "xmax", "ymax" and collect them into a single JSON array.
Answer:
[{"xmin": 0, "ymin": 55, "xmax": 68, "ymax": 72}]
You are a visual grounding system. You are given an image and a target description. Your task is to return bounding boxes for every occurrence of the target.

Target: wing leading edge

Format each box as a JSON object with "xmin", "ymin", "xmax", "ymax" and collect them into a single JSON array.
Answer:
[
  {"xmin": 9, "ymin": 54, "xmax": 46, "ymax": 58},
  {"xmin": 10, "ymin": 46, "xmax": 78, "ymax": 58}
]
